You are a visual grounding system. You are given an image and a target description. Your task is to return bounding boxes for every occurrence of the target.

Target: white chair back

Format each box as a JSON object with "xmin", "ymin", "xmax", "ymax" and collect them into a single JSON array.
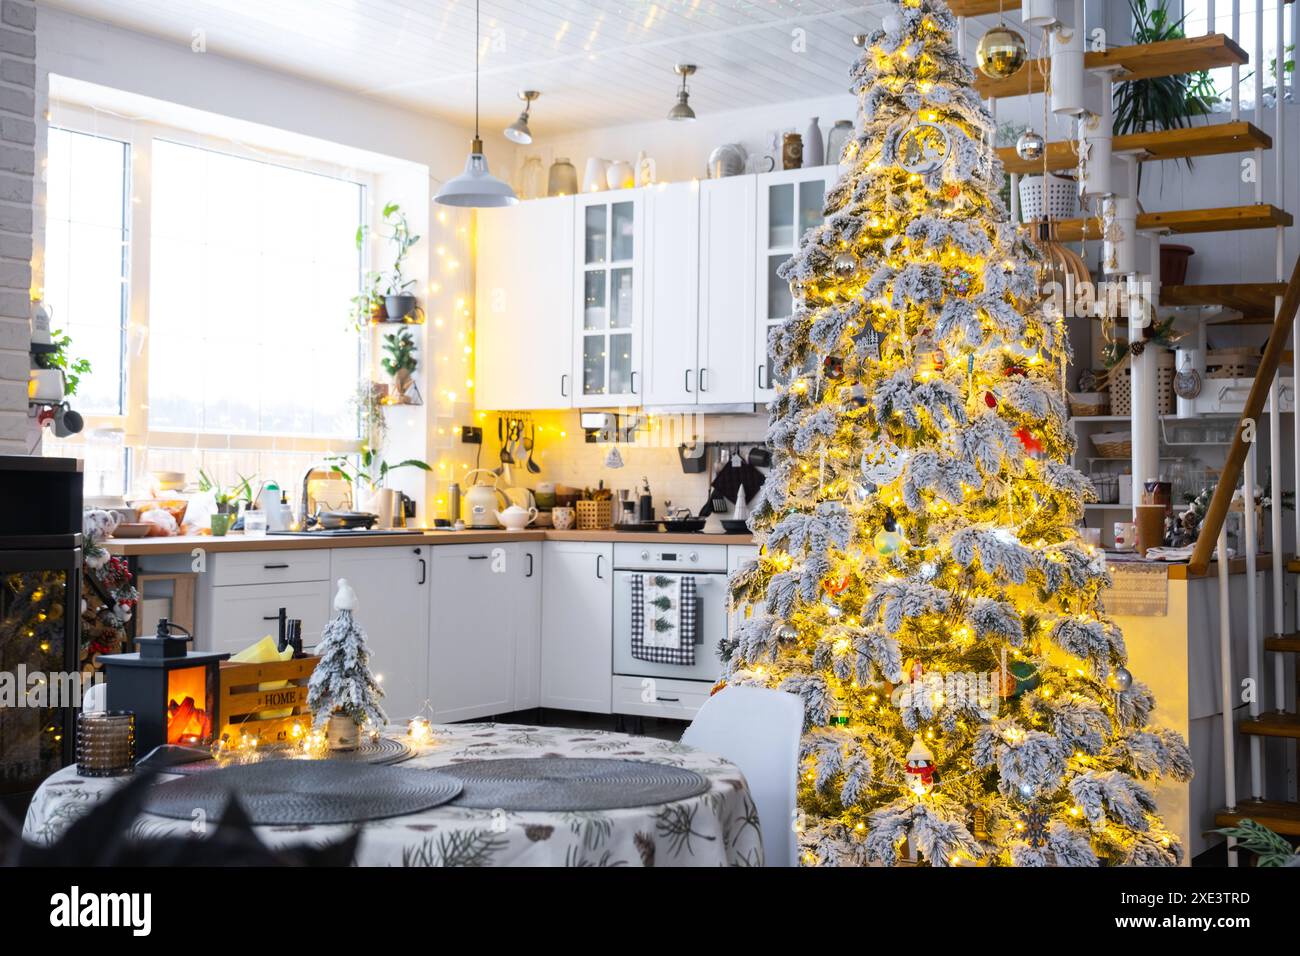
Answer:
[{"xmin": 681, "ymin": 685, "xmax": 803, "ymax": 867}]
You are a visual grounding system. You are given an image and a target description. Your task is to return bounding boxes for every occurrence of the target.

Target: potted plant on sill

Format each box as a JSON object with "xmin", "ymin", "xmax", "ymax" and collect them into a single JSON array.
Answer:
[
  {"xmin": 381, "ymin": 328, "xmax": 419, "ymax": 404},
  {"xmin": 326, "ymin": 450, "xmax": 430, "ymax": 528},
  {"xmin": 379, "ymin": 203, "xmax": 422, "ymax": 323},
  {"xmin": 31, "ymin": 329, "xmax": 91, "ymax": 402},
  {"xmin": 351, "ymin": 267, "xmax": 385, "ymax": 329},
  {"xmin": 198, "ymin": 470, "xmax": 256, "ymax": 536}
]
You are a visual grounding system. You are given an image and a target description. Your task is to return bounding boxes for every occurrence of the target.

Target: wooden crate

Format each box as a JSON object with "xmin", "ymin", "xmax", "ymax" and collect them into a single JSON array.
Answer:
[
  {"xmin": 576, "ymin": 499, "xmax": 613, "ymax": 530},
  {"xmin": 217, "ymin": 656, "xmax": 319, "ymax": 745}
]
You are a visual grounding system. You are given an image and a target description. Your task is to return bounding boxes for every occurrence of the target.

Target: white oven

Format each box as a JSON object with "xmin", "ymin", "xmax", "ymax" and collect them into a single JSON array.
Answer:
[{"xmin": 612, "ymin": 543, "xmax": 728, "ymax": 718}]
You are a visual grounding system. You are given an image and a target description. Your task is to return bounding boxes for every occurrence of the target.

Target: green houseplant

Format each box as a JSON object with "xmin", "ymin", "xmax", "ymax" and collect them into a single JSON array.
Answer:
[
  {"xmin": 33, "ymin": 329, "xmax": 91, "ymax": 397},
  {"xmin": 1113, "ymin": 0, "xmax": 1217, "ymax": 190},
  {"xmin": 378, "ymin": 203, "xmax": 421, "ymax": 322},
  {"xmin": 380, "ymin": 328, "xmax": 418, "ymax": 404}
]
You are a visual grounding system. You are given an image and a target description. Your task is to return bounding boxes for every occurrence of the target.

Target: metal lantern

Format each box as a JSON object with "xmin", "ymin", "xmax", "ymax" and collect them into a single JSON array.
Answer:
[
  {"xmin": 976, "ymin": 25, "xmax": 1028, "ymax": 80},
  {"xmin": 1015, "ymin": 129, "xmax": 1046, "ymax": 162},
  {"xmin": 98, "ymin": 619, "xmax": 230, "ymax": 755}
]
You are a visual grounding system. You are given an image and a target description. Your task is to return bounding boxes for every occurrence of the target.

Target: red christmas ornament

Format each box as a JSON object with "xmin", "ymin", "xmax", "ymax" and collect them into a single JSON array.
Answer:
[
  {"xmin": 984, "ymin": 391, "xmax": 998, "ymax": 408},
  {"xmin": 1003, "ymin": 365, "xmax": 1027, "ymax": 378},
  {"xmin": 1015, "ymin": 426, "xmax": 1044, "ymax": 454},
  {"xmin": 824, "ymin": 574, "xmax": 852, "ymax": 596}
]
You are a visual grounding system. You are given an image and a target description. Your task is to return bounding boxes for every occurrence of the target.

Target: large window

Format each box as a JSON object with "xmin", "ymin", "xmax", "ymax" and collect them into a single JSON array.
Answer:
[
  {"xmin": 42, "ymin": 111, "xmax": 369, "ymax": 494},
  {"xmin": 1183, "ymin": 0, "xmax": 1294, "ymax": 107},
  {"xmin": 42, "ymin": 127, "xmax": 129, "ymax": 416}
]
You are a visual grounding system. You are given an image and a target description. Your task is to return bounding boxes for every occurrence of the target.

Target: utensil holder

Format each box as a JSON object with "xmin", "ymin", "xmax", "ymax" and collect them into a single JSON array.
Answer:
[{"xmin": 576, "ymin": 499, "xmax": 613, "ymax": 530}]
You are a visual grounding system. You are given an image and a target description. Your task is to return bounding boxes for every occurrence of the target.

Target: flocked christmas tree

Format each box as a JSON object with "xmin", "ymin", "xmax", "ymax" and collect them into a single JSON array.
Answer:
[
  {"xmin": 724, "ymin": 0, "xmax": 1192, "ymax": 866},
  {"xmin": 308, "ymin": 578, "xmax": 386, "ymax": 729}
]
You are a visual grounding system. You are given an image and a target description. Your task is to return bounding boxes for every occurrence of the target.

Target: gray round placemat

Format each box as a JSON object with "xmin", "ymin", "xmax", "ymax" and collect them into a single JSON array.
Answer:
[
  {"xmin": 439, "ymin": 757, "xmax": 709, "ymax": 811},
  {"xmin": 168, "ymin": 735, "xmax": 414, "ymax": 775},
  {"xmin": 143, "ymin": 760, "xmax": 462, "ymax": 825}
]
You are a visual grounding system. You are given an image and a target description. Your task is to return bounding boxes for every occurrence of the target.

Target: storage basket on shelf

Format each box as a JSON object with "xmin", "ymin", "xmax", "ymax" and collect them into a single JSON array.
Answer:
[
  {"xmin": 1068, "ymin": 391, "xmax": 1109, "ymax": 417},
  {"xmin": 1105, "ymin": 351, "xmax": 1174, "ymax": 417},
  {"xmin": 1018, "ymin": 173, "xmax": 1078, "ymax": 222},
  {"xmin": 575, "ymin": 499, "xmax": 614, "ymax": 530},
  {"xmin": 1088, "ymin": 472, "xmax": 1120, "ymax": 504},
  {"xmin": 1090, "ymin": 430, "xmax": 1132, "ymax": 459}
]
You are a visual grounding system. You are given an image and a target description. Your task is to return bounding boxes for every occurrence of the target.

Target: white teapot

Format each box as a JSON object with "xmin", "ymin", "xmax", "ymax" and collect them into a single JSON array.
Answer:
[{"xmin": 494, "ymin": 504, "xmax": 538, "ymax": 530}]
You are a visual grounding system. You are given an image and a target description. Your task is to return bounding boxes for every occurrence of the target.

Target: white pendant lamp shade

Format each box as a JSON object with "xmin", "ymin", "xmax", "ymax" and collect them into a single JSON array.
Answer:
[
  {"xmin": 434, "ymin": 0, "xmax": 518, "ymax": 208},
  {"xmin": 1021, "ymin": 0, "xmax": 1061, "ymax": 28},
  {"xmin": 436, "ymin": 137, "xmax": 518, "ymax": 207}
]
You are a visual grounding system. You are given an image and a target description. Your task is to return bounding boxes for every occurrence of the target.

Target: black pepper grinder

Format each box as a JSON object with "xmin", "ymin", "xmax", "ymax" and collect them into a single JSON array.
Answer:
[{"xmin": 637, "ymin": 476, "xmax": 654, "ymax": 523}]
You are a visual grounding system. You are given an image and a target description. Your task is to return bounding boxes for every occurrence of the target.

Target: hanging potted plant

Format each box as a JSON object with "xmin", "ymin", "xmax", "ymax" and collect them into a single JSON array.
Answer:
[
  {"xmin": 378, "ymin": 203, "xmax": 422, "ymax": 322},
  {"xmin": 381, "ymin": 328, "xmax": 418, "ymax": 404}
]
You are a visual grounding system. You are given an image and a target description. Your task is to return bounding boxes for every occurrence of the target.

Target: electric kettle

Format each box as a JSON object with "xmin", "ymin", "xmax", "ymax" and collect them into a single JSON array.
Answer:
[{"xmin": 461, "ymin": 469, "xmax": 509, "ymax": 528}]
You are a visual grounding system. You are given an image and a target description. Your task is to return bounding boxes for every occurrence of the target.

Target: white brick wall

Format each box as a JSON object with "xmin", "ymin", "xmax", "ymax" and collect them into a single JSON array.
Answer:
[{"xmin": 0, "ymin": 0, "xmax": 33, "ymax": 453}]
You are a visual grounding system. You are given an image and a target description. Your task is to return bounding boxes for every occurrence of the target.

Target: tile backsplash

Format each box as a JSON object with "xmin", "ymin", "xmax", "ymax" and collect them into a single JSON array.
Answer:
[{"xmin": 472, "ymin": 409, "xmax": 770, "ymax": 516}]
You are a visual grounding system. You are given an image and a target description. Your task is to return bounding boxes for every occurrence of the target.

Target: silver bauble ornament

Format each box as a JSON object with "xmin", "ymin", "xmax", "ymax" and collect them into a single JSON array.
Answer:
[
  {"xmin": 1016, "ymin": 128, "xmax": 1046, "ymax": 162},
  {"xmin": 1108, "ymin": 666, "xmax": 1134, "ymax": 692},
  {"xmin": 976, "ymin": 24, "xmax": 1028, "ymax": 79},
  {"xmin": 832, "ymin": 251, "xmax": 859, "ymax": 278}
]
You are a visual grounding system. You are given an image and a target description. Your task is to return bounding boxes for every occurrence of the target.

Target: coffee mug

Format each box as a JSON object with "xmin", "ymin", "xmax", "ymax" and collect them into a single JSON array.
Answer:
[
  {"xmin": 552, "ymin": 506, "xmax": 576, "ymax": 531},
  {"xmin": 1113, "ymin": 521, "xmax": 1137, "ymax": 552}
]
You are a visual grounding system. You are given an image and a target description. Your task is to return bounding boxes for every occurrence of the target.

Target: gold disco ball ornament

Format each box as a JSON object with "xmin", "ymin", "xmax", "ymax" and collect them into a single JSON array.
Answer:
[{"xmin": 976, "ymin": 24, "xmax": 1028, "ymax": 80}]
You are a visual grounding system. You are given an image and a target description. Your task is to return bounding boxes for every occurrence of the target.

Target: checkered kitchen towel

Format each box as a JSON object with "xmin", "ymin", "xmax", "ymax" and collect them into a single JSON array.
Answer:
[{"xmin": 630, "ymin": 573, "xmax": 697, "ymax": 666}]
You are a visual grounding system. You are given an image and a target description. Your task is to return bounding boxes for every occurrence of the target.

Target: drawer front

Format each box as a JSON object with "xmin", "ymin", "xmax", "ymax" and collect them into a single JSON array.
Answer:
[
  {"xmin": 208, "ymin": 549, "xmax": 331, "ymax": 588},
  {"xmin": 611, "ymin": 674, "xmax": 713, "ymax": 720},
  {"xmin": 204, "ymin": 581, "xmax": 332, "ymax": 653}
]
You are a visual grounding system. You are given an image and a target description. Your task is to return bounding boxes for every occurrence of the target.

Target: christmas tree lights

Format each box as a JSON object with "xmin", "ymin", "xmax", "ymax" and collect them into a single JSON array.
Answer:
[{"xmin": 724, "ymin": 0, "xmax": 1191, "ymax": 866}]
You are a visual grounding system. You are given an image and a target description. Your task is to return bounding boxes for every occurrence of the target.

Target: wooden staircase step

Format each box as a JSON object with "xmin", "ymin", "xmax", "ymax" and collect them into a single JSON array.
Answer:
[
  {"xmin": 998, "ymin": 122, "xmax": 1271, "ymax": 175},
  {"xmin": 1289, "ymin": 558, "xmax": 1300, "ymax": 574},
  {"xmin": 975, "ymin": 34, "xmax": 1248, "ymax": 100},
  {"xmin": 1164, "ymin": 282, "xmax": 1287, "ymax": 320},
  {"xmin": 1264, "ymin": 634, "xmax": 1300, "ymax": 652},
  {"xmin": 1050, "ymin": 204, "xmax": 1291, "ymax": 242},
  {"xmin": 1215, "ymin": 800, "xmax": 1300, "ymax": 837},
  {"xmin": 1239, "ymin": 712, "xmax": 1300, "ymax": 739}
]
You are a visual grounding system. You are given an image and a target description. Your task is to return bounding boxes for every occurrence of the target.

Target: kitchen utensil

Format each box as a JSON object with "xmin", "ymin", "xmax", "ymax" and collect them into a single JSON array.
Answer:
[
  {"xmin": 614, "ymin": 520, "xmax": 660, "ymax": 533},
  {"xmin": 110, "ymin": 522, "xmax": 151, "ymax": 538},
  {"xmin": 547, "ymin": 157, "xmax": 579, "ymax": 197},
  {"xmin": 461, "ymin": 469, "xmax": 509, "ymax": 529},
  {"xmin": 678, "ymin": 442, "xmax": 707, "ymax": 473},
  {"xmin": 706, "ymin": 143, "xmax": 747, "ymax": 178},
  {"xmin": 1113, "ymin": 521, "xmax": 1137, "ymax": 553},
  {"xmin": 1136, "ymin": 505, "xmax": 1166, "ymax": 555},
  {"xmin": 315, "ymin": 510, "xmax": 377, "ymax": 531},
  {"xmin": 551, "ymin": 506, "xmax": 576, "ymax": 530},
  {"xmin": 721, "ymin": 518, "xmax": 750, "ymax": 534},
  {"xmin": 534, "ymin": 482, "xmax": 556, "ymax": 510},
  {"xmin": 243, "ymin": 510, "xmax": 268, "ymax": 536},
  {"xmin": 745, "ymin": 154, "xmax": 776, "ymax": 174},
  {"xmin": 662, "ymin": 518, "xmax": 706, "ymax": 533},
  {"xmin": 494, "ymin": 504, "xmax": 539, "ymax": 530},
  {"xmin": 523, "ymin": 424, "xmax": 541, "ymax": 474},
  {"xmin": 747, "ymin": 445, "xmax": 773, "ymax": 468},
  {"xmin": 637, "ymin": 476, "xmax": 654, "ymax": 522}
]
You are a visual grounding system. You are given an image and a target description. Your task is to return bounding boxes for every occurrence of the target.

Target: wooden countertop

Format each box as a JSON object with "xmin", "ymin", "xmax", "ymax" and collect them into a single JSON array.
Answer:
[{"xmin": 104, "ymin": 528, "xmax": 758, "ymax": 555}]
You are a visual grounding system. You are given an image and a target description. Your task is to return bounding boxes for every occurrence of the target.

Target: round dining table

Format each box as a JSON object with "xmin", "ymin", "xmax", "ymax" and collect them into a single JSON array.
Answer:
[{"xmin": 23, "ymin": 722, "xmax": 765, "ymax": 867}]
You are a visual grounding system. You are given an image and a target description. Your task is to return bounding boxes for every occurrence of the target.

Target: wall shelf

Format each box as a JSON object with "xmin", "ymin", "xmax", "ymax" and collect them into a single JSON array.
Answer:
[
  {"xmin": 975, "ymin": 34, "xmax": 1248, "ymax": 100},
  {"xmin": 997, "ymin": 122, "xmax": 1271, "ymax": 175},
  {"xmin": 1050, "ymin": 204, "xmax": 1291, "ymax": 242}
]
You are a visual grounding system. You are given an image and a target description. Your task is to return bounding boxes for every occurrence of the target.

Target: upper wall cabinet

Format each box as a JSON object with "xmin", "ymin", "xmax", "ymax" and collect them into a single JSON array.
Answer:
[
  {"xmin": 475, "ymin": 195, "xmax": 575, "ymax": 411},
  {"xmin": 754, "ymin": 166, "xmax": 834, "ymax": 403},
  {"xmin": 642, "ymin": 181, "xmax": 700, "ymax": 406},
  {"xmin": 573, "ymin": 192, "xmax": 644, "ymax": 407}
]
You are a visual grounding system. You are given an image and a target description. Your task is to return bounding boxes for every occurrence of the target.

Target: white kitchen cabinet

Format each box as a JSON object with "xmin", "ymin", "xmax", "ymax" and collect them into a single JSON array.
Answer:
[
  {"xmin": 540, "ymin": 541, "xmax": 613, "ymax": 713},
  {"xmin": 204, "ymin": 580, "xmax": 331, "ymax": 655},
  {"xmin": 573, "ymin": 192, "xmax": 643, "ymax": 406},
  {"xmin": 642, "ymin": 181, "xmax": 700, "ymax": 406},
  {"xmin": 754, "ymin": 166, "xmax": 836, "ymax": 402},
  {"xmin": 475, "ymin": 196, "xmax": 575, "ymax": 410},
  {"xmin": 699, "ymin": 175, "xmax": 758, "ymax": 405},
  {"xmin": 727, "ymin": 545, "xmax": 759, "ymax": 642},
  {"xmin": 330, "ymin": 546, "xmax": 430, "ymax": 722},
  {"xmin": 428, "ymin": 542, "xmax": 540, "ymax": 722}
]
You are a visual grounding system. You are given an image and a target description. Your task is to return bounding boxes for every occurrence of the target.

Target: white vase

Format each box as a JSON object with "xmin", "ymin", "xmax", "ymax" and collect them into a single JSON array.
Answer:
[
  {"xmin": 803, "ymin": 117, "xmax": 824, "ymax": 167},
  {"xmin": 327, "ymin": 713, "xmax": 359, "ymax": 751},
  {"xmin": 583, "ymin": 157, "xmax": 610, "ymax": 193}
]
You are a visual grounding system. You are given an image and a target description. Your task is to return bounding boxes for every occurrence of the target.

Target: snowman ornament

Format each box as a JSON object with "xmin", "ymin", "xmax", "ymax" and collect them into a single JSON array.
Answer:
[{"xmin": 905, "ymin": 734, "xmax": 937, "ymax": 796}]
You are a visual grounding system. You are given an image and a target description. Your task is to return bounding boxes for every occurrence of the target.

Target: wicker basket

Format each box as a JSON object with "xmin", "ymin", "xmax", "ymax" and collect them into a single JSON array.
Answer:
[
  {"xmin": 575, "ymin": 499, "xmax": 613, "ymax": 530},
  {"xmin": 1091, "ymin": 430, "xmax": 1133, "ymax": 459},
  {"xmin": 1068, "ymin": 391, "xmax": 1109, "ymax": 417}
]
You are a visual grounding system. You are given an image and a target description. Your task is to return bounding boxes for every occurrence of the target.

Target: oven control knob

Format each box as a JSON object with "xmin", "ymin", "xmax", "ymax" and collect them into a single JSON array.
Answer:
[
  {"xmin": 640, "ymin": 550, "xmax": 649, "ymax": 560},
  {"xmin": 689, "ymin": 552, "xmax": 698, "ymax": 562}
]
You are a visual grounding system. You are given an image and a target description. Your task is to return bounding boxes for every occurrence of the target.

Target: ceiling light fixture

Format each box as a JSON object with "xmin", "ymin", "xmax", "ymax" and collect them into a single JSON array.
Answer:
[
  {"xmin": 435, "ymin": 0, "xmax": 517, "ymax": 208},
  {"xmin": 667, "ymin": 64, "xmax": 697, "ymax": 122},
  {"xmin": 504, "ymin": 90, "xmax": 541, "ymax": 145}
]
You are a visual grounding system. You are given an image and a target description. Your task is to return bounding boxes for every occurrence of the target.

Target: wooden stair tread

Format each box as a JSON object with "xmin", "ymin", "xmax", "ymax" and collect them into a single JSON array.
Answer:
[
  {"xmin": 1264, "ymin": 634, "xmax": 1300, "ymax": 652},
  {"xmin": 1215, "ymin": 800, "xmax": 1300, "ymax": 837},
  {"xmin": 1164, "ymin": 282, "xmax": 1287, "ymax": 319},
  {"xmin": 954, "ymin": 0, "xmax": 1293, "ymax": 17},
  {"xmin": 1289, "ymin": 558, "xmax": 1300, "ymax": 574},
  {"xmin": 1050, "ymin": 204, "xmax": 1291, "ymax": 242},
  {"xmin": 998, "ymin": 122, "xmax": 1271, "ymax": 175},
  {"xmin": 1239, "ymin": 712, "xmax": 1300, "ymax": 738},
  {"xmin": 976, "ymin": 34, "xmax": 1248, "ymax": 100}
]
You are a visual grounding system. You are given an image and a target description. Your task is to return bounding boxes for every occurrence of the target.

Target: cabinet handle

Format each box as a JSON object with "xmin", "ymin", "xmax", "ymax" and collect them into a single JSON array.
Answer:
[
  {"xmin": 656, "ymin": 696, "xmax": 681, "ymax": 703},
  {"xmin": 525, "ymin": 552, "xmax": 534, "ymax": 577},
  {"xmin": 596, "ymin": 554, "xmax": 604, "ymax": 579},
  {"xmin": 756, "ymin": 364, "xmax": 767, "ymax": 390},
  {"xmin": 262, "ymin": 614, "xmax": 281, "ymax": 621},
  {"xmin": 417, "ymin": 558, "xmax": 427, "ymax": 585},
  {"xmin": 467, "ymin": 554, "xmax": 489, "ymax": 561},
  {"xmin": 630, "ymin": 371, "xmax": 638, "ymax": 395},
  {"xmin": 684, "ymin": 368, "xmax": 693, "ymax": 393},
  {"xmin": 560, "ymin": 373, "xmax": 569, "ymax": 398},
  {"xmin": 699, "ymin": 367, "xmax": 708, "ymax": 392},
  {"xmin": 263, "ymin": 563, "xmax": 289, "ymax": 570}
]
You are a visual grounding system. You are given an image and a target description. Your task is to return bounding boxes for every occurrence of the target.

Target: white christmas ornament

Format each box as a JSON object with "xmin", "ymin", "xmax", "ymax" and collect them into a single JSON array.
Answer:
[{"xmin": 896, "ymin": 122, "xmax": 950, "ymax": 175}]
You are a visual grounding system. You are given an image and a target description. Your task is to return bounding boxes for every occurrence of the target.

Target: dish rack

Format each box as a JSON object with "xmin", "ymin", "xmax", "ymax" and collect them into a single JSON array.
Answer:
[{"xmin": 1089, "ymin": 473, "xmax": 1120, "ymax": 504}]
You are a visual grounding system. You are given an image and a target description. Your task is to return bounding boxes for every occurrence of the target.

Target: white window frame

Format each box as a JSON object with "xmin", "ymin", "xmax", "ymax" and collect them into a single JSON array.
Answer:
[{"xmin": 47, "ymin": 103, "xmax": 373, "ymax": 464}]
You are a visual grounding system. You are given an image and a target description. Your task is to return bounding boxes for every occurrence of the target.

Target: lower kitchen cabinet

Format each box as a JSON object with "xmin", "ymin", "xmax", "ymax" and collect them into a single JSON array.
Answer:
[
  {"xmin": 428, "ymin": 542, "xmax": 540, "ymax": 722},
  {"xmin": 203, "ymin": 579, "xmax": 331, "ymax": 655},
  {"xmin": 540, "ymin": 541, "xmax": 613, "ymax": 713},
  {"xmin": 330, "ymin": 546, "xmax": 431, "ymax": 722}
]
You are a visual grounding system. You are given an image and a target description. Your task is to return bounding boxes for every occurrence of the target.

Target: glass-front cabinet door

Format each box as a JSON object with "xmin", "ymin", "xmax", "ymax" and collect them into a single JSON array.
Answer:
[
  {"xmin": 754, "ymin": 167, "xmax": 833, "ymax": 402},
  {"xmin": 574, "ymin": 192, "xmax": 643, "ymax": 407}
]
